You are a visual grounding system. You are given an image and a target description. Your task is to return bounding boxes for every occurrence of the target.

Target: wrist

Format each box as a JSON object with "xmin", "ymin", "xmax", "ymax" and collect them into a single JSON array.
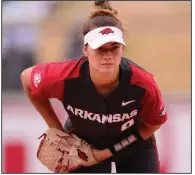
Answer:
[
  {"xmin": 109, "ymin": 126, "xmax": 143, "ymax": 154},
  {"xmin": 48, "ymin": 122, "xmax": 64, "ymax": 131},
  {"xmin": 92, "ymin": 148, "xmax": 112, "ymax": 162}
]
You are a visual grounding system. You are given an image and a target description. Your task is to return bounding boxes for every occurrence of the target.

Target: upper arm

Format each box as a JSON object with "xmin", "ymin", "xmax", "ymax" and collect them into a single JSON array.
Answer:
[
  {"xmin": 130, "ymin": 64, "xmax": 167, "ymax": 126},
  {"xmin": 21, "ymin": 58, "xmax": 83, "ymax": 101},
  {"xmin": 139, "ymin": 78, "xmax": 167, "ymax": 125},
  {"xmin": 30, "ymin": 62, "xmax": 67, "ymax": 101}
]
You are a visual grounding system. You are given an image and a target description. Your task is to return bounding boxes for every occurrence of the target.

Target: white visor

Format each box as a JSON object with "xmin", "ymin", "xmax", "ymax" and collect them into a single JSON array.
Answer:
[{"xmin": 84, "ymin": 26, "xmax": 126, "ymax": 49}]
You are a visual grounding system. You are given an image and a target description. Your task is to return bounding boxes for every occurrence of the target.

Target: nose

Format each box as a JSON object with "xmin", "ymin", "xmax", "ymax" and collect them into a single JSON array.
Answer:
[
  {"xmin": 103, "ymin": 56, "xmax": 111, "ymax": 61},
  {"xmin": 102, "ymin": 50, "xmax": 112, "ymax": 60}
]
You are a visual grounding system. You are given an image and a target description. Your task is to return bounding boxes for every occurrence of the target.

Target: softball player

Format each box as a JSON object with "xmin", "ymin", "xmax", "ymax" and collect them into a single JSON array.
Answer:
[{"xmin": 21, "ymin": 1, "xmax": 167, "ymax": 173}]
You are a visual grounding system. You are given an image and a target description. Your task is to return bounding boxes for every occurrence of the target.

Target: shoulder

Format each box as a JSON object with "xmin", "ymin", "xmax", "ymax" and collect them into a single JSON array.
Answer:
[
  {"xmin": 121, "ymin": 57, "xmax": 157, "ymax": 91},
  {"xmin": 122, "ymin": 58, "xmax": 167, "ymax": 125},
  {"xmin": 31, "ymin": 56, "xmax": 86, "ymax": 98},
  {"xmin": 32, "ymin": 56, "xmax": 85, "ymax": 82}
]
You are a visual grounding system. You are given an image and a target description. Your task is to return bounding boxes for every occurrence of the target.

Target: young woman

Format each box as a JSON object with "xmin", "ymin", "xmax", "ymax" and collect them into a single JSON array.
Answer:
[{"xmin": 21, "ymin": 1, "xmax": 167, "ymax": 173}]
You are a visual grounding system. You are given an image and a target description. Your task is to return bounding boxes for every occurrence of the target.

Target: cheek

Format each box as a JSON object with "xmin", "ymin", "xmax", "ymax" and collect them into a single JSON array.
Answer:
[
  {"xmin": 114, "ymin": 48, "xmax": 123, "ymax": 60},
  {"xmin": 88, "ymin": 53, "xmax": 101, "ymax": 66},
  {"xmin": 116, "ymin": 56, "xmax": 122, "ymax": 65}
]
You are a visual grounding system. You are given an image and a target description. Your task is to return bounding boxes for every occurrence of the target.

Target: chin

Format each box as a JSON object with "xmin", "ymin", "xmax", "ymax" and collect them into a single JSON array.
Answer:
[{"xmin": 99, "ymin": 67, "xmax": 116, "ymax": 73}]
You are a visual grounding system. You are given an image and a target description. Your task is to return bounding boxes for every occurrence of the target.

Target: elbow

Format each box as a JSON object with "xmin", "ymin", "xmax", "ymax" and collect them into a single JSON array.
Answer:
[
  {"xmin": 20, "ymin": 67, "xmax": 33, "ymax": 91},
  {"xmin": 20, "ymin": 69, "xmax": 26, "ymax": 83},
  {"xmin": 146, "ymin": 123, "xmax": 161, "ymax": 131},
  {"xmin": 20, "ymin": 69, "xmax": 28, "ymax": 87}
]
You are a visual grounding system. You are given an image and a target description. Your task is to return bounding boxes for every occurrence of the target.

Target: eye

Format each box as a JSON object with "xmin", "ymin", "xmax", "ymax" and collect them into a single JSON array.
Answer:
[{"xmin": 111, "ymin": 46, "xmax": 119, "ymax": 50}]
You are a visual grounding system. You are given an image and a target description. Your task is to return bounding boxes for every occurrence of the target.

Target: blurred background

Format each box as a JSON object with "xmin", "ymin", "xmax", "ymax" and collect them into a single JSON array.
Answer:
[{"xmin": 2, "ymin": 1, "xmax": 191, "ymax": 173}]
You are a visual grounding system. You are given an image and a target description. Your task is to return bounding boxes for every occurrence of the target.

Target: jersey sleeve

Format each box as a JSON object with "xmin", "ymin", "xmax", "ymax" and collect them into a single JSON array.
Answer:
[
  {"xmin": 139, "ymin": 78, "xmax": 167, "ymax": 125},
  {"xmin": 30, "ymin": 62, "xmax": 67, "ymax": 101}
]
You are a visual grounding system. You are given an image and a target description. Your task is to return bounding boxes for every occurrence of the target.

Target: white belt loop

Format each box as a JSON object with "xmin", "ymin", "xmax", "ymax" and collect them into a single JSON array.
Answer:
[{"xmin": 111, "ymin": 161, "xmax": 117, "ymax": 173}]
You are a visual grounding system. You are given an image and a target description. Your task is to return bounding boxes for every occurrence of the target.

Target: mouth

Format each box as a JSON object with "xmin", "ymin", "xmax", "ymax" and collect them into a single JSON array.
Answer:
[{"xmin": 101, "ymin": 63, "xmax": 114, "ymax": 66}]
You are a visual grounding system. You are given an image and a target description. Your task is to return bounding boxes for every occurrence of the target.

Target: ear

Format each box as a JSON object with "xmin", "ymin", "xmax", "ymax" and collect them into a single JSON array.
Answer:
[{"xmin": 82, "ymin": 46, "xmax": 88, "ymax": 56}]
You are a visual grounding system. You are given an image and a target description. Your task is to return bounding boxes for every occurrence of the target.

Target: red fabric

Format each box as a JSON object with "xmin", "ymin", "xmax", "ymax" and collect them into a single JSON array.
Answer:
[
  {"xmin": 3, "ymin": 143, "xmax": 26, "ymax": 173},
  {"xmin": 31, "ymin": 58, "xmax": 85, "ymax": 101},
  {"xmin": 130, "ymin": 64, "xmax": 167, "ymax": 125}
]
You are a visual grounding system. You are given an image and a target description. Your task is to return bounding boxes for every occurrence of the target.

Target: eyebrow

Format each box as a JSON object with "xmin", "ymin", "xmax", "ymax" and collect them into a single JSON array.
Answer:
[
  {"xmin": 98, "ymin": 43, "xmax": 119, "ymax": 49},
  {"xmin": 111, "ymin": 42, "xmax": 119, "ymax": 46}
]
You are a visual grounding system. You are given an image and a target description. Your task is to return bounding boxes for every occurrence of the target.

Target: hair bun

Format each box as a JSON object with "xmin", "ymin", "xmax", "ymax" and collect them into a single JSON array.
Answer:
[
  {"xmin": 94, "ymin": 0, "xmax": 117, "ymax": 15},
  {"xmin": 95, "ymin": 0, "xmax": 108, "ymax": 7}
]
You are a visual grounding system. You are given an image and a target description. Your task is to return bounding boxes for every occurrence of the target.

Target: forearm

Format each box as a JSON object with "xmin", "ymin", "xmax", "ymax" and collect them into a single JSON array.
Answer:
[
  {"xmin": 136, "ymin": 122, "xmax": 160, "ymax": 140},
  {"xmin": 93, "ymin": 122, "xmax": 161, "ymax": 162},
  {"xmin": 27, "ymin": 90, "xmax": 63, "ymax": 130}
]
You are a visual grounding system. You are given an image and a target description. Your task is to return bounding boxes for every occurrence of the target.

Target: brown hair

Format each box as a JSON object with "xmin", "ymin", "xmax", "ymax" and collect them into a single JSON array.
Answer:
[{"xmin": 83, "ymin": 0, "xmax": 123, "ymax": 36}]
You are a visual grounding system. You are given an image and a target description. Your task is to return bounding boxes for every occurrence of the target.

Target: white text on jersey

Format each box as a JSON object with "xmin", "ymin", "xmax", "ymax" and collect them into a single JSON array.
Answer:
[{"xmin": 66, "ymin": 105, "xmax": 138, "ymax": 124}]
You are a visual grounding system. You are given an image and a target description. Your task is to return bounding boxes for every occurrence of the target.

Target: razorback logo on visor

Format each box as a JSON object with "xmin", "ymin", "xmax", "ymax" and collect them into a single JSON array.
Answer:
[{"xmin": 99, "ymin": 28, "xmax": 114, "ymax": 35}]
